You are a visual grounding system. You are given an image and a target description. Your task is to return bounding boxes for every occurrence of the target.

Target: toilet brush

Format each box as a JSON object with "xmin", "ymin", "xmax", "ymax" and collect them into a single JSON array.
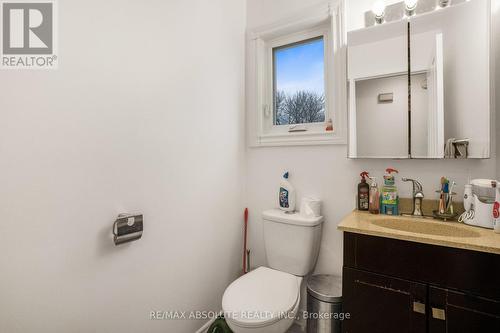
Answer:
[{"xmin": 243, "ymin": 208, "xmax": 249, "ymax": 274}]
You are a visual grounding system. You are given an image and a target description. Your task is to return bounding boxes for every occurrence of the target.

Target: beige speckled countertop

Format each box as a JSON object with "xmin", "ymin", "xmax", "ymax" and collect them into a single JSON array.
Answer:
[{"xmin": 338, "ymin": 211, "xmax": 500, "ymax": 255}]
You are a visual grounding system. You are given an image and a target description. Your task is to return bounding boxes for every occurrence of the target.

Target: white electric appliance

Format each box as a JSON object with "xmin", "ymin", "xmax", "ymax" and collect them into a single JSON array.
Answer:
[{"xmin": 462, "ymin": 179, "xmax": 497, "ymax": 229}]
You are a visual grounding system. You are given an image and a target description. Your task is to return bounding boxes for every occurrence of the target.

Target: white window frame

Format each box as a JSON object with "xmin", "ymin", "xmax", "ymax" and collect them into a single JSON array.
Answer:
[
  {"xmin": 248, "ymin": 4, "xmax": 347, "ymax": 147},
  {"xmin": 265, "ymin": 27, "xmax": 331, "ymax": 135}
]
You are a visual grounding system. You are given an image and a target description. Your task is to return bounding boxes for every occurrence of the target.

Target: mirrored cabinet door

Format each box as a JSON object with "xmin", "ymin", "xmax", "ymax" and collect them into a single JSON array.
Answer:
[
  {"xmin": 409, "ymin": 0, "xmax": 491, "ymax": 159},
  {"xmin": 347, "ymin": 0, "xmax": 491, "ymax": 159},
  {"xmin": 348, "ymin": 21, "xmax": 409, "ymax": 158},
  {"xmin": 409, "ymin": 31, "xmax": 444, "ymax": 158}
]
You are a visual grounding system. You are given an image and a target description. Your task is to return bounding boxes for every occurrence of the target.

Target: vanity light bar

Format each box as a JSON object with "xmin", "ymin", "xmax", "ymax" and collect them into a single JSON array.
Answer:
[
  {"xmin": 405, "ymin": 0, "xmax": 418, "ymax": 15},
  {"xmin": 372, "ymin": 1, "xmax": 386, "ymax": 24},
  {"xmin": 366, "ymin": 0, "xmax": 465, "ymax": 27}
]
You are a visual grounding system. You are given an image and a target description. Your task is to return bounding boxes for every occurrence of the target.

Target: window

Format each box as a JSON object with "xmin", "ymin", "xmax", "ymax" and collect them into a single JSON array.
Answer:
[
  {"xmin": 248, "ymin": 8, "xmax": 347, "ymax": 146},
  {"xmin": 273, "ymin": 37, "xmax": 326, "ymax": 126}
]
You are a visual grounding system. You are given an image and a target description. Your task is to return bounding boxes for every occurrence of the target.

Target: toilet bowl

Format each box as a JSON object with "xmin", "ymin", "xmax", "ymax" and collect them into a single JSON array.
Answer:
[
  {"xmin": 222, "ymin": 209, "xmax": 324, "ymax": 333},
  {"xmin": 222, "ymin": 267, "xmax": 302, "ymax": 333}
]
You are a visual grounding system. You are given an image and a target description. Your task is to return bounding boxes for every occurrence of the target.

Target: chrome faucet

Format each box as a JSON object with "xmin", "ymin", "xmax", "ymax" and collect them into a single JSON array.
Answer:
[{"xmin": 402, "ymin": 178, "xmax": 424, "ymax": 216}]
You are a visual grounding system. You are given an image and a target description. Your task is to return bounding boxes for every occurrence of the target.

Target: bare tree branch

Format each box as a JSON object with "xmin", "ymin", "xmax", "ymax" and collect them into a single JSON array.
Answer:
[{"xmin": 274, "ymin": 90, "xmax": 325, "ymax": 125}]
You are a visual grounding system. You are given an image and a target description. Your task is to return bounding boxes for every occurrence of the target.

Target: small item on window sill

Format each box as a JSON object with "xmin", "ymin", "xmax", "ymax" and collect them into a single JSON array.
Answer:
[
  {"xmin": 325, "ymin": 119, "xmax": 334, "ymax": 131},
  {"xmin": 288, "ymin": 124, "xmax": 307, "ymax": 132}
]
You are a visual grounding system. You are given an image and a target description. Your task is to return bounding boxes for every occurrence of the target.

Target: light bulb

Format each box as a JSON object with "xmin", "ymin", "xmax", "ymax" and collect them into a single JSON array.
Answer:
[
  {"xmin": 405, "ymin": 0, "xmax": 418, "ymax": 12},
  {"xmin": 372, "ymin": 1, "xmax": 385, "ymax": 23}
]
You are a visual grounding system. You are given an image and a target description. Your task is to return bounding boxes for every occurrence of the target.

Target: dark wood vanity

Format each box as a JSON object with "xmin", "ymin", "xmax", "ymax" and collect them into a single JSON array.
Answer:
[{"xmin": 342, "ymin": 232, "xmax": 500, "ymax": 333}]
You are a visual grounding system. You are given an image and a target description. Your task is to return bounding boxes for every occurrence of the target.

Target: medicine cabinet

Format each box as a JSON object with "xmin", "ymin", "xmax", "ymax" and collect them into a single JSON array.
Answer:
[{"xmin": 347, "ymin": 0, "xmax": 491, "ymax": 159}]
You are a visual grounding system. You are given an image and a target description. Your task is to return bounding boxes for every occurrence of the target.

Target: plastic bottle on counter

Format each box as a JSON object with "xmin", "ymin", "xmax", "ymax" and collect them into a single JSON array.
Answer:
[
  {"xmin": 369, "ymin": 177, "xmax": 380, "ymax": 214},
  {"xmin": 381, "ymin": 168, "xmax": 399, "ymax": 215},
  {"xmin": 358, "ymin": 172, "xmax": 370, "ymax": 211}
]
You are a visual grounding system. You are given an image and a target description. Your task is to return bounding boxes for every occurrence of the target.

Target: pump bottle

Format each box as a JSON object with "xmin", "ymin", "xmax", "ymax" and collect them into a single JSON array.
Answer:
[{"xmin": 358, "ymin": 172, "xmax": 370, "ymax": 211}]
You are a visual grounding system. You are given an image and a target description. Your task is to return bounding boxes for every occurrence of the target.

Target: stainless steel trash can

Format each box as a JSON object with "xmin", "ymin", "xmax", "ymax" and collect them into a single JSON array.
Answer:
[{"xmin": 306, "ymin": 274, "xmax": 342, "ymax": 333}]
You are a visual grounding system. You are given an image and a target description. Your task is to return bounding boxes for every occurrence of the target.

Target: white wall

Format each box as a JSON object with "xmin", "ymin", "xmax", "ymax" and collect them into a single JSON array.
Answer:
[
  {"xmin": 355, "ymin": 74, "xmax": 410, "ymax": 158},
  {"xmin": 495, "ymin": 0, "xmax": 500, "ymax": 179},
  {"xmin": 348, "ymin": 30, "xmax": 408, "ymax": 80},
  {"xmin": 0, "ymin": 1, "xmax": 246, "ymax": 332},
  {"xmin": 354, "ymin": 73, "xmax": 429, "ymax": 158},
  {"xmin": 411, "ymin": 0, "xmax": 491, "ymax": 158},
  {"xmin": 246, "ymin": 0, "xmax": 497, "ymax": 279}
]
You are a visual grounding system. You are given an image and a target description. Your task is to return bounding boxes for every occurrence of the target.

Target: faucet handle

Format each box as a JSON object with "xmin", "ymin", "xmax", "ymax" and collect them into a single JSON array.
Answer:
[
  {"xmin": 414, "ymin": 180, "xmax": 423, "ymax": 193},
  {"xmin": 402, "ymin": 178, "xmax": 424, "ymax": 194}
]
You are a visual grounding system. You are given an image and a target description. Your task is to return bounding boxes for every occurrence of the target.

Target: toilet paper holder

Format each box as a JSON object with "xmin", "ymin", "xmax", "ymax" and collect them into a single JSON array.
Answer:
[{"xmin": 113, "ymin": 214, "xmax": 143, "ymax": 246}]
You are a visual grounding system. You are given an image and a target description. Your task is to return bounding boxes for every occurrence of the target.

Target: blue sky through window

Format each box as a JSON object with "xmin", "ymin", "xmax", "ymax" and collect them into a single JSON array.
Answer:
[
  {"xmin": 274, "ymin": 37, "xmax": 325, "ymax": 95},
  {"xmin": 273, "ymin": 37, "xmax": 326, "ymax": 125}
]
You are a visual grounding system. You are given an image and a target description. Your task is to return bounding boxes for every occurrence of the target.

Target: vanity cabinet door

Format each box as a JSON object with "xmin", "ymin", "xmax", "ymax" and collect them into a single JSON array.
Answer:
[
  {"xmin": 343, "ymin": 267, "xmax": 427, "ymax": 333},
  {"xmin": 428, "ymin": 286, "xmax": 500, "ymax": 333}
]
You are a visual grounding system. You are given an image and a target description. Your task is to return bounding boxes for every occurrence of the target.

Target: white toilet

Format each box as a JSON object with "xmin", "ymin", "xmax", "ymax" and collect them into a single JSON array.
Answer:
[{"xmin": 222, "ymin": 209, "xmax": 323, "ymax": 333}]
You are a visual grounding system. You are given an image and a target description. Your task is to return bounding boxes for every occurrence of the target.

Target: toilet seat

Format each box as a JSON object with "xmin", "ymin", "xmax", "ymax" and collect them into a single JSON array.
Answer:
[{"xmin": 222, "ymin": 267, "xmax": 301, "ymax": 328}]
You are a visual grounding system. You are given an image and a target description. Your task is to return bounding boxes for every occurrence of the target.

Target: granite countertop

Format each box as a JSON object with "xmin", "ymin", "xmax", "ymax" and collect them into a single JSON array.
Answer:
[{"xmin": 338, "ymin": 211, "xmax": 500, "ymax": 255}]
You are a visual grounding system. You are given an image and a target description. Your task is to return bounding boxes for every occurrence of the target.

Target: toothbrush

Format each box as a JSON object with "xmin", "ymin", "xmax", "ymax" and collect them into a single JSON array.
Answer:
[
  {"xmin": 449, "ymin": 181, "xmax": 456, "ymax": 195},
  {"xmin": 446, "ymin": 181, "xmax": 456, "ymax": 213},
  {"xmin": 439, "ymin": 192, "xmax": 445, "ymax": 214},
  {"xmin": 439, "ymin": 177, "xmax": 446, "ymax": 214}
]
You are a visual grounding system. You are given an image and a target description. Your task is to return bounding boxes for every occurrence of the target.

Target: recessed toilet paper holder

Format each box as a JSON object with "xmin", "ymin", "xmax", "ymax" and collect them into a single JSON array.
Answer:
[{"xmin": 113, "ymin": 214, "xmax": 143, "ymax": 246}]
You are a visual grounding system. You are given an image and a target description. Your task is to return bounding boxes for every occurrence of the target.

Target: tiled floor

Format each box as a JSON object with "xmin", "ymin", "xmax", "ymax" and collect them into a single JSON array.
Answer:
[{"xmin": 286, "ymin": 322, "xmax": 305, "ymax": 333}]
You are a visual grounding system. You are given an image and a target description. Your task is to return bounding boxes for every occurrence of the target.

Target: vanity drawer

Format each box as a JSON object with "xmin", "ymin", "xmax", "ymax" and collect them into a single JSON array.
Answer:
[{"xmin": 343, "ymin": 232, "xmax": 500, "ymax": 300}]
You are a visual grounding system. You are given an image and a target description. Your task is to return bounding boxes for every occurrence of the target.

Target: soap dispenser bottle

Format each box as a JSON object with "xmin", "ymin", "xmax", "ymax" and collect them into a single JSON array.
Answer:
[
  {"xmin": 278, "ymin": 172, "xmax": 296, "ymax": 212},
  {"xmin": 358, "ymin": 172, "xmax": 370, "ymax": 211},
  {"xmin": 369, "ymin": 177, "xmax": 380, "ymax": 214},
  {"xmin": 381, "ymin": 168, "xmax": 399, "ymax": 215}
]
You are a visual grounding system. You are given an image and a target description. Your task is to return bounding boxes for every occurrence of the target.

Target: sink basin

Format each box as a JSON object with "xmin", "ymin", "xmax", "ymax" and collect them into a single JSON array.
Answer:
[{"xmin": 371, "ymin": 218, "xmax": 481, "ymax": 238}]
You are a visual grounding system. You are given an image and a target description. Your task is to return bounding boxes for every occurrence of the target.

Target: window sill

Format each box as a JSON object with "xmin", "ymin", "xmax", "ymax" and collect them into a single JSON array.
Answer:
[{"xmin": 251, "ymin": 131, "xmax": 347, "ymax": 147}]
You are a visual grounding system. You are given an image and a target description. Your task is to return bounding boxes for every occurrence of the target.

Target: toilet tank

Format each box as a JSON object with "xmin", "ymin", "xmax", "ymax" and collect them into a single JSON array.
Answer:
[{"xmin": 262, "ymin": 209, "xmax": 324, "ymax": 276}]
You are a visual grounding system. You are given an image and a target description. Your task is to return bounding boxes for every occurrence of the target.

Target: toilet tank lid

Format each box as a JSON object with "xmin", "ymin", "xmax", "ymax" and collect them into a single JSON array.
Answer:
[{"xmin": 262, "ymin": 209, "xmax": 323, "ymax": 226}]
